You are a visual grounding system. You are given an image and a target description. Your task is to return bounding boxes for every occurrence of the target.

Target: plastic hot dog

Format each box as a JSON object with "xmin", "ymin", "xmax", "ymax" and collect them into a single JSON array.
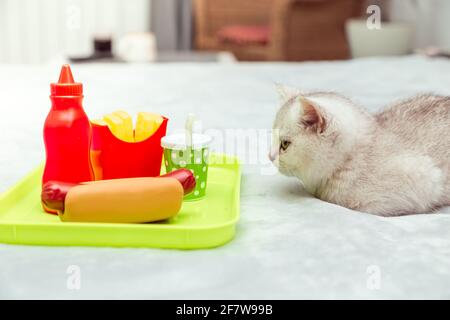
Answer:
[{"xmin": 41, "ymin": 169, "xmax": 196, "ymax": 223}]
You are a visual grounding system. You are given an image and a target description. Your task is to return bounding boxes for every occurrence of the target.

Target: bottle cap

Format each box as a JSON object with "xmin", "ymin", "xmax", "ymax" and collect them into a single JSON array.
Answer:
[{"xmin": 50, "ymin": 64, "xmax": 83, "ymax": 96}]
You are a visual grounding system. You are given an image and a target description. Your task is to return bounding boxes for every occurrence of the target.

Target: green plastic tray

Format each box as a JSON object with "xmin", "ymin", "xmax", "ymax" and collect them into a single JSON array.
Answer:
[{"xmin": 0, "ymin": 154, "xmax": 240, "ymax": 249}]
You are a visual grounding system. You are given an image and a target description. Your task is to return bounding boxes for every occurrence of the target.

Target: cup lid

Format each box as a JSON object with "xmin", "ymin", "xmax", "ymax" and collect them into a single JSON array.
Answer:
[{"xmin": 161, "ymin": 133, "xmax": 212, "ymax": 150}]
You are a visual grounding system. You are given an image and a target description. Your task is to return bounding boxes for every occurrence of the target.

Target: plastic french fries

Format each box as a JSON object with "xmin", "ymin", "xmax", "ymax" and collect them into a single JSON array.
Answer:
[
  {"xmin": 135, "ymin": 112, "xmax": 164, "ymax": 142},
  {"xmin": 112, "ymin": 110, "xmax": 134, "ymax": 142},
  {"xmin": 91, "ymin": 119, "xmax": 108, "ymax": 126},
  {"xmin": 103, "ymin": 112, "xmax": 134, "ymax": 142},
  {"xmin": 99, "ymin": 111, "xmax": 163, "ymax": 143}
]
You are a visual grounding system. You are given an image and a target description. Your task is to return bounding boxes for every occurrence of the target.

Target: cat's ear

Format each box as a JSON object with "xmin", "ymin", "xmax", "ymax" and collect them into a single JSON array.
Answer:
[
  {"xmin": 275, "ymin": 83, "xmax": 299, "ymax": 103},
  {"xmin": 299, "ymin": 96, "xmax": 326, "ymax": 134}
]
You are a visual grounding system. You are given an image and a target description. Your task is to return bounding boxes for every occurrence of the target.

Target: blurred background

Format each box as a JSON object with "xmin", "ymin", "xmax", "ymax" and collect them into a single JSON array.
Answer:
[{"xmin": 1, "ymin": 0, "xmax": 450, "ymax": 65}]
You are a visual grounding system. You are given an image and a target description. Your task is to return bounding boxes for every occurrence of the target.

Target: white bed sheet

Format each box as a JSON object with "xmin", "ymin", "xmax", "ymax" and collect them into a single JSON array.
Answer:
[{"xmin": 0, "ymin": 56, "xmax": 449, "ymax": 299}]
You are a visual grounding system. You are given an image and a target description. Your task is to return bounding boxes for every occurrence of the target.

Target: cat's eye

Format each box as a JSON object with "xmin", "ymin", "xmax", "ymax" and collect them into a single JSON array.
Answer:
[{"xmin": 280, "ymin": 139, "xmax": 291, "ymax": 152}]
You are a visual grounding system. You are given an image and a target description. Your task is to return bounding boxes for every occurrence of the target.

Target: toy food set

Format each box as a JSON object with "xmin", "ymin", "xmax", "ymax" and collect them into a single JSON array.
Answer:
[
  {"xmin": 161, "ymin": 114, "xmax": 212, "ymax": 200},
  {"xmin": 0, "ymin": 64, "xmax": 241, "ymax": 249}
]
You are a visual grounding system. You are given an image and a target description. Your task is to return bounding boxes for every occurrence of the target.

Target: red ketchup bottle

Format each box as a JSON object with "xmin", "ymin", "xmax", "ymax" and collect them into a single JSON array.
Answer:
[{"xmin": 42, "ymin": 64, "xmax": 94, "ymax": 213}]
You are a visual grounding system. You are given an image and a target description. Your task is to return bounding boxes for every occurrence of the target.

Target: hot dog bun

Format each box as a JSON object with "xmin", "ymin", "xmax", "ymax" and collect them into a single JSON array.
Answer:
[{"xmin": 60, "ymin": 177, "xmax": 183, "ymax": 223}]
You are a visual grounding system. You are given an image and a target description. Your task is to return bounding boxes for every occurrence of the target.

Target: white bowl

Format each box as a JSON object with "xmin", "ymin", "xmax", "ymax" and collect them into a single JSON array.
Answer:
[{"xmin": 346, "ymin": 19, "xmax": 414, "ymax": 58}]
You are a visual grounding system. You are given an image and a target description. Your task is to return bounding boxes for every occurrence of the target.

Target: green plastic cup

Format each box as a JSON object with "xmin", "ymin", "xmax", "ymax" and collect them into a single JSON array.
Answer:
[{"xmin": 161, "ymin": 133, "xmax": 212, "ymax": 200}]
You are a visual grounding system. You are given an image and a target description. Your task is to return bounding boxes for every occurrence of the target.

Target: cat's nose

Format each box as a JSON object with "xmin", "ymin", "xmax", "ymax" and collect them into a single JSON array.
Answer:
[{"xmin": 269, "ymin": 147, "xmax": 278, "ymax": 162}]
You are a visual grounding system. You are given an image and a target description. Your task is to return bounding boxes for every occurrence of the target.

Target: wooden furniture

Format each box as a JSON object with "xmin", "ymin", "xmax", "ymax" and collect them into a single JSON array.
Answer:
[{"xmin": 193, "ymin": 0, "xmax": 364, "ymax": 61}]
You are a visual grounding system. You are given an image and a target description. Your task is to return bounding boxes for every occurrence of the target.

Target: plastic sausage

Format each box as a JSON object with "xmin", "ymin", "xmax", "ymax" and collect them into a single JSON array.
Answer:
[
  {"xmin": 161, "ymin": 169, "xmax": 196, "ymax": 195},
  {"xmin": 42, "ymin": 181, "xmax": 78, "ymax": 213}
]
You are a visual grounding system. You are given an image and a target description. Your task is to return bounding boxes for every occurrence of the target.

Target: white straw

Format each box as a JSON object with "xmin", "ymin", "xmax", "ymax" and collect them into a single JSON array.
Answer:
[{"xmin": 185, "ymin": 113, "xmax": 195, "ymax": 149}]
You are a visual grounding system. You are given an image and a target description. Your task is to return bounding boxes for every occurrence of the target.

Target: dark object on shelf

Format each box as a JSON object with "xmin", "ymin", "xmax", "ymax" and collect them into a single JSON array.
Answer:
[
  {"xmin": 93, "ymin": 37, "xmax": 112, "ymax": 55},
  {"xmin": 69, "ymin": 36, "xmax": 115, "ymax": 63},
  {"xmin": 194, "ymin": 0, "xmax": 364, "ymax": 61}
]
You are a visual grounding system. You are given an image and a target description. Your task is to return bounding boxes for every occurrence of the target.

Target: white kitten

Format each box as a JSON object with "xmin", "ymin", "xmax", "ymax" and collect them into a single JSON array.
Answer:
[{"xmin": 270, "ymin": 85, "xmax": 450, "ymax": 216}]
